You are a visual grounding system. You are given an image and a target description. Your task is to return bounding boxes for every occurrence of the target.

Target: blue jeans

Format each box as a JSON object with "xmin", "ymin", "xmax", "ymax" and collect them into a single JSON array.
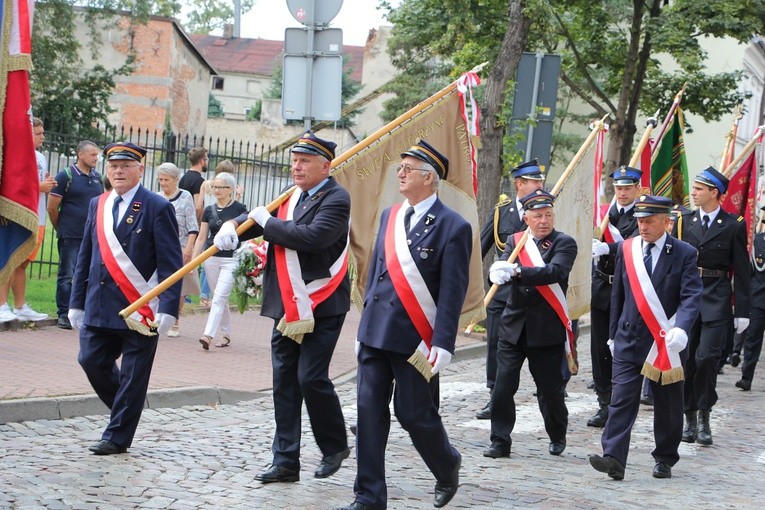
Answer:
[
  {"xmin": 56, "ymin": 237, "xmax": 82, "ymax": 317},
  {"xmin": 199, "ymin": 265, "xmax": 210, "ymax": 299}
]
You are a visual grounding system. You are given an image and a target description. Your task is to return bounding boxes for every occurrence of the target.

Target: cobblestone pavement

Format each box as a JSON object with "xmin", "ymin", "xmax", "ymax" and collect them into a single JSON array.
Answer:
[{"xmin": 1, "ymin": 349, "xmax": 764, "ymax": 509}]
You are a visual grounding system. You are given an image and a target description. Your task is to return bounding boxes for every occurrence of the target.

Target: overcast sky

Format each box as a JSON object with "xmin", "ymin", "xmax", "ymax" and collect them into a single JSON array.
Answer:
[{"xmin": 239, "ymin": 1, "xmax": 396, "ymax": 46}]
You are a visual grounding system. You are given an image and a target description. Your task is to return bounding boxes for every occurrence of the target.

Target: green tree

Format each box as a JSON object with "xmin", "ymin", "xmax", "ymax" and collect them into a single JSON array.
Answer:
[
  {"xmin": 208, "ymin": 93, "xmax": 225, "ymax": 117},
  {"xmin": 185, "ymin": 0, "xmax": 256, "ymax": 34},
  {"xmin": 379, "ymin": 0, "xmax": 765, "ymax": 227}
]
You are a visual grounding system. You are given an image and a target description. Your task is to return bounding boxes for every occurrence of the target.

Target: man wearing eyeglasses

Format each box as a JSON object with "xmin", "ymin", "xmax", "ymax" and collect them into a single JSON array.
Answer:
[
  {"xmin": 215, "ymin": 131, "xmax": 352, "ymax": 485},
  {"xmin": 334, "ymin": 140, "xmax": 470, "ymax": 510},
  {"xmin": 69, "ymin": 142, "xmax": 183, "ymax": 456}
]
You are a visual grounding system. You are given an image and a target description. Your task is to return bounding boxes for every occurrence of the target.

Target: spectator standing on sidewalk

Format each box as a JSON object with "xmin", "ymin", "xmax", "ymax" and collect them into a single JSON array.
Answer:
[
  {"xmin": 46, "ymin": 140, "xmax": 103, "ymax": 329},
  {"xmin": 156, "ymin": 162, "xmax": 199, "ymax": 338},
  {"xmin": 179, "ymin": 146, "xmax": 208, "ymax": 222},
  {"xmin": 0, "ymin": 117, "xmax": 56, "ymax": 323}
]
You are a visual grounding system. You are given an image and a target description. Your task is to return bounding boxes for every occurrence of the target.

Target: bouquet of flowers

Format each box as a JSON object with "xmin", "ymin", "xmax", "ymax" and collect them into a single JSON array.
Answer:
[{"xmin": 232, "ymin": 238, "xmax": 268, "ymax": 313}]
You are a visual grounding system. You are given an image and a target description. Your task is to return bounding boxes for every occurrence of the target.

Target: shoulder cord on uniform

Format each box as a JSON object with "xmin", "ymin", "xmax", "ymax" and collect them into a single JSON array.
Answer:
[
  {"xmin": 493, "ymin": 205, "xmax": 506, "ymax": 251},
  {"xmin": 676, "ymin": 214, "xmax": 683, "ymax": 241}
]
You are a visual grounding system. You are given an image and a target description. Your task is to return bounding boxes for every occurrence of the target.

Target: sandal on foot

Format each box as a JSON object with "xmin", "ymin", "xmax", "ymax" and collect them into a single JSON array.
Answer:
[
  {"xmin": 199, "ymin": 335, "xmax": 211, "ymax": 350},
  {"xmin": 215, "ymin": 336, "xmax": 231, "ymax": 348}
]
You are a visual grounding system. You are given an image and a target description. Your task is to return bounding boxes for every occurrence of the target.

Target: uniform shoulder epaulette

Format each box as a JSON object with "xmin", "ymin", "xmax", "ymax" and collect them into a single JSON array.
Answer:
[
  {"xmin": 738, "ymin": 215, "xmax": 744, "ymax": 222},
  {"xmin": 495, "ymin": 198, "xmax": 512, "ymax": 209}
]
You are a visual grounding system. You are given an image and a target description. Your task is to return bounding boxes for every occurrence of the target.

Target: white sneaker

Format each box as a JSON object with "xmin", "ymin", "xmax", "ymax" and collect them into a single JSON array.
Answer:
[
  {"xmin": 167, "ymin": 324, "xmax": 180, "ymax": 337},
  {"xmin": 0, "ymin": 304, "xmax": 18, "ymax": 323},
  {"xmin": 13, "ymin": 304, "xmax": 48, "ymax": 321}
]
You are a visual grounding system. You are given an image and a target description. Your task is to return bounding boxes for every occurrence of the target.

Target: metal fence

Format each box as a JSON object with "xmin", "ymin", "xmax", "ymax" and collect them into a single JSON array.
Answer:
[{"xmin": 30, "ymin": 124, "xmax": 295, "ymax": 278}]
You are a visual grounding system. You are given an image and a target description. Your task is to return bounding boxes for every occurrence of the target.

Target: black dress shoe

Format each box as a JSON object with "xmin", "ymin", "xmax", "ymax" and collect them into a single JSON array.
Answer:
[
  {"xmin": 640, "ymin": 394, "xmax": 653, "ymax": 406},
  {"xmin": 434, "ymin": 453, "xmax": 460, "ymax": 508},
  {"xmin": 315, "ymin": 448, "xmax": 350, "ymax": 478},
  {"xmin": 255, "ymin": 464, "xmax": 299, "ymax": 483},
  {"xmin": 588, "ymin": 454, "xmax": 625, "ymax": 480},
  {"xmin": 350, "ymin": 425, "xmax": 357, "ymax": 436},
  {"xmin": 483, "ymin": 440, "xmax": 510, "ymax": 458},
  {"xmin": 549, "ymin": 440, "xmax": 566, "ymax": 456},
  {"xmin": 736, "ymin": 379, "xmax": 752, "ymax": 391},
  {"xmin": 333, "ymin": 503, "xmax": 370, "ymax": 510},
  {"xmin": 652, "ymin": 461, "xmax": 672, "ymax": 479},
  {"xmin": 57, "ymin": 315, "xmax": 72, "ymax": 330},
  {"xmin": 476, "ymin": 400, "xmax": 491, "ymax": 420},
  {"xmin": 730, "ymin": 352, "xmax": 741, "ymax": 367},
  {"xmin": 88, "ymin": 440, "xmax": 127, "ymax": 455}
]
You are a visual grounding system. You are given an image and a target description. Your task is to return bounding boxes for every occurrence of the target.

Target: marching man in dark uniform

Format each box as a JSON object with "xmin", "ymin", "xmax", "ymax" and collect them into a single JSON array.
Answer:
[
  {"xmin": 736, "ymin": 209, "xmax": 765, "ymax": 392},
  {"xmin": 335, "ymin": 140, "xmax": 470, "ymax": 510},
  {"xmin": 70, "ymin": 142, "xmax": 183, "ymax": 455},
  {"xmin": 215, "ymin": 131, "xmax": 351, "ymax": 483},
  {"xmin": 483, "ymin": 190, "xmax": 577, "ymax": 459},
  {"xmin": 589, "ymin": 195, "xmax": 701, "ymax": 480},
  {"xmin": 476, "ymin": 160, "xmax": 544, "ymax": 419},
  {"xmin": 588, "ymin": 166, "xmax": 642, "ymax": 427},
  {"xmin": 672, "ymin": 167, "xmax": 750, "ymax": 446}
]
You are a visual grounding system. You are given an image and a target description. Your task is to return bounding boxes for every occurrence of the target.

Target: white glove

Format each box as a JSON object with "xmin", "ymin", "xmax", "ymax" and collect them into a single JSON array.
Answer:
[
  {"xmin": 355, "ymin": 339, "xmax": 361, "ymax": 356},
  {"xmin": 428, "ymin": 346, "xmax": 453, "ymax": 375},
  {"xmin": 592, "ymin": 239, "xmax": 610, "ymax": 258},
  {"xmin": 248, "ymin": 206, "xmax": 271, "ymax": 227},
  {"xmin": 607, "ymin": 339, "xmax": 614, "ymax": 356},
  {"xmin": 154, "ymin": 313, "xmax": 175, "ymax": 336},
  {"xmin": 68, "ymin": 309, "xmax": 85, "ymax": 331},
  {"xmin": 665, "ymin": 327, "xmax": 688, "ymax": 353},
  {"xmin": 213, "ymin": 221, "xmax": 238, "ymax": 251},
  {"xmin": 734, "ymin": 317, "xmax": 750, "ymax": 334},
  {"xmin": 489, "ymin": 261, "xmax": 518, "ymax": 285}
]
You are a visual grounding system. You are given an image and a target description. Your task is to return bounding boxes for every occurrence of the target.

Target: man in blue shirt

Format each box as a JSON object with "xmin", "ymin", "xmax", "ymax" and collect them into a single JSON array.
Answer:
[{"xmin": 47, "ymin": 140, "xmax": 103, "ymax": 329}]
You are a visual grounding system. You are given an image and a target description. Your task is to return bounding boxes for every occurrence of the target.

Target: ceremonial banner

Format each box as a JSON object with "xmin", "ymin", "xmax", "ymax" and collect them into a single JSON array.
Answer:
[
  {"xmin": 722, "ymin": 150, "xmax": 758, "ymax": 253},
  {"xmin": 0, "ymin": 0, "xmax": 38, "ymax": 285},
  {"xmin": 333, "ymin": 89, "xmax": 486, "ymax": 328},
  {"xmin": 651, "ymin": 107, "xmax": 689, "ymax": 207},
  {"xmin": 556, "ymin": 147, "xmax": 593, "ymax": 319}
]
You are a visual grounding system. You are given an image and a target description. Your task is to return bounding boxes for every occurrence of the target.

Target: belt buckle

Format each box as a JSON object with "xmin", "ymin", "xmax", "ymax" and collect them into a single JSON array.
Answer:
[
  {"xmin": 698, "ymin": 267, "xmax": 705, "ymax": 277},
  {"xmin": 608, "ymin": 274, "xmax": 614, "ymax": 285}
]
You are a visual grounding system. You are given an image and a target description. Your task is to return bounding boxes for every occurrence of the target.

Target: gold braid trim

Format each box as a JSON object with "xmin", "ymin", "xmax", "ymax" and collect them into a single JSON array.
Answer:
[
  {"xmin": 660, "ymin": 366, "xmax": 684, "ymax": 385},
  {"xmin": 493, "ymin": 198, "xmax": 512, "ymax": 251},
  {"xmin": 407, "ymin": 350, "xmax": 433, "ymax": 382},
  {"xmin": 641, "ymin": 362, "xmax": 661, "ymax": 382},
  {"xmin": 459, "ymin": 305, "xmax": 486, "ymax": 330},
  {"xmin": 277, "ymin": 317, "xmax": 313, "ymax": 344}
]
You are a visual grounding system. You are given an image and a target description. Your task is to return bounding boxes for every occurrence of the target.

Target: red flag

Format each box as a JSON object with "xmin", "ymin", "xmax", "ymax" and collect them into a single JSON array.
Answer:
[
  {"xmin": 721, "ymin": 150, "xmax": 758, "ymax": 253},
  {"xmin": 0, "ymin": 0, "xmax": 38, "ymax": 285},
  {"xmin": 639, "ymin": 139, "xmax": 652, "ymax": 189}
]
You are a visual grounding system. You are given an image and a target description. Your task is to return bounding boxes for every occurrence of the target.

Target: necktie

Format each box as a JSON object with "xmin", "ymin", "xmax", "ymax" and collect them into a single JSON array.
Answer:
[
  {"xmin": 112, "ymin": 196, "xmax": 123, "ymax": 230},
  {"xmin": 618, "ymin": 207, "xmax": 624, "ymax": 217},
  {"xmin": 404, "ymin": 206, "xmax": 415, "ymax": 234},
  {"xmin": 298, "ymin": 191, "xmax": 309, "ymax": 205},
  {"xmin": 702, "ymin": 214, "xmax": 710, "ymax": 235},
  {"xmin": 644, "ymin": 242, "xmax": 655, "ymax": 277}
]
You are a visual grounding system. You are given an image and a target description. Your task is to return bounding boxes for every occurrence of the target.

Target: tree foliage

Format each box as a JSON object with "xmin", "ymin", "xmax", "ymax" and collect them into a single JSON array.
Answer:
[{"xmin": 184, "ymin": 0, "xmax": 256, "ymax": 34}]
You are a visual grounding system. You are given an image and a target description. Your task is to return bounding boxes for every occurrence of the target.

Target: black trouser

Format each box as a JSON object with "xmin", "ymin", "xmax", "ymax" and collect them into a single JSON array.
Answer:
[
  {"xmin": 490, "ymin": 328, "xmax": 568, "ymax": 445},
  {"xmin": 684, "ymin": 317, "xmax": 727, "ymax": 412},
  {"xmin": 741, "ymin": 307, "xmax": 765, "ymax": 383},
  {"xmin": 484, "ymin": 298, "xmax": 505, "ymax": 390},
  {"xmin": 590, "ymin": 307, "xmax": 612, "ymax": 394}
]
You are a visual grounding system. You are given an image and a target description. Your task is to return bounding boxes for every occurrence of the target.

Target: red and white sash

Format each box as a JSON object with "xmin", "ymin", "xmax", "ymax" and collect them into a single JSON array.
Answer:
[
  {"xmin": 384, "ymin": 203, "xmax": 438, "ymax": 380},
  {"xmin": 513, "ymin": 232, "xmax": 577, "ymax": 372},
  {"xmin": 273, "ymin": 188, "xmax": 349, "ymax": 343},
  {"xmin": 602, "ymin": 200, "xmax": 624, "ymax": 244},
  {"xmin": 96, "ymin": 193, "xmax": 158, "ymax": 334},
  {"xmin": 623, "ymin": 237, "xmax": 683, "ymax": 384}
]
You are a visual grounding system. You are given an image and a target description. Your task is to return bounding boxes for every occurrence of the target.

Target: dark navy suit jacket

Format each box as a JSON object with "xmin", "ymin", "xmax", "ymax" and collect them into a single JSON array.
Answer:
[
  {"xmin": 70, "ymin": 186, "xmax": 183, "ymax": 329},
  {"xmin": 497, "ymin": 229, "xmax": 577, "ymax": 348},
  {"xmin": 357, "ymin": 198, "xmax": 472, "ymax": 356},
  {"xmin": 237, "ymin": 177, "xmax": 351, "ymax": 320},
  {"xmin": 609, "ymin": 235, "xmax": 702, "ymax": 363},
  {"xmin": 592, "ymin": 203, "xmax": 638, "ymax": 311}
]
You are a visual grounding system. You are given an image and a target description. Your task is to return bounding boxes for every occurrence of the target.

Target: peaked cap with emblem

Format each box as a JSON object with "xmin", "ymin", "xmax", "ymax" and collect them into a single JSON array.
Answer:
[
  {"xmin": 519, "ymin": 189, "xmax": 555, "ymax": 210},
  {"xmin": 104, "ymin": 142, "xmax": 147, "ymax": 162},
  {"xmin": 401, "ymin": 139, "xmax": 449, "ymax": 179},
  {"xmin": 292, "ymin": 130, "xmax": 337, "ymax": 161},
  {"xmin": 609, "ymin": 165, "xmax": 643, "ymax": 186},
  {"xmin": 511, "ymin": 159, "xmax": 545, "ymax": 181},
  {"xmin": 633, "ymin": 195, "xmax": 672, "ymax": 217},
  {"xmin": 694, "ymin": 166, "xmax": 729, "ymax": 194}
]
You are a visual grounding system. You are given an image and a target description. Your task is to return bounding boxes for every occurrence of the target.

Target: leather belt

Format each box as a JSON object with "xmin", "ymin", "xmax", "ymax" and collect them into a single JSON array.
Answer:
[
  {"xmin": 698, "ymin": 267, "xmax": 730, "ymax": 278},
  {"xmin": 595, "ymin": 268, "xmax": 614, "ymax": 285}
]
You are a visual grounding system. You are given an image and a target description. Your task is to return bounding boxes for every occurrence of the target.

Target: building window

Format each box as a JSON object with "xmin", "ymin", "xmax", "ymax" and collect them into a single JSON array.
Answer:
[{"xmin": 212, "ymin": 77, "xmax": 224, "ymax": 90}]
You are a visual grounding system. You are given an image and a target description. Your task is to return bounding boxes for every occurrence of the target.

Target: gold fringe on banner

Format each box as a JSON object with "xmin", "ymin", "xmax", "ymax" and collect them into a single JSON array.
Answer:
[
  {"xmin": 124, "ymin": 316, "xmax": 157, "ymax": 337},
  {"xmin": 641, "ymin": 362, "xmax": 661, "ymax": 382},
  {"xmin": 277, "ymin": 317, "xmax": 314, "ymax": 344},
  {"xmin": 407, "ymin": 350, "xmax": 433, "ymax": 383},
  {"xmin": 660, "ymin": 366, "xmax": 684, "ymax": 385}
]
